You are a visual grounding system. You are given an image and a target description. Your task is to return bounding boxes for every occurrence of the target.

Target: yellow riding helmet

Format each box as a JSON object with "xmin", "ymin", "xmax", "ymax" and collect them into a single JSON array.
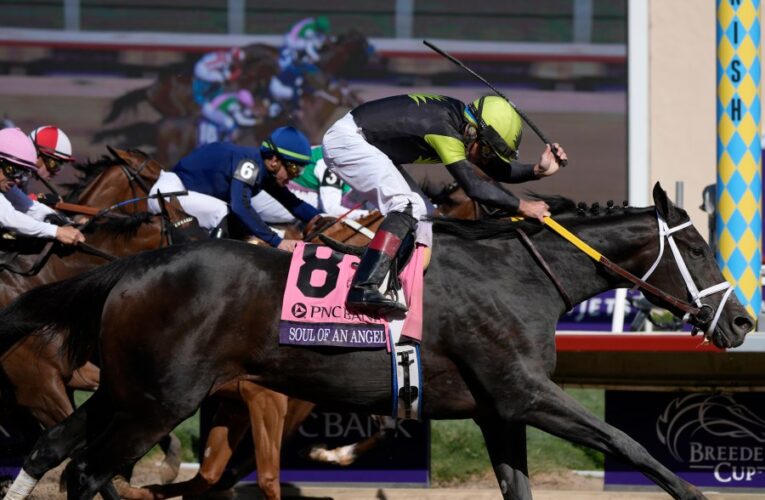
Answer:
[{"xmin": 467, "ymin": 96, "xmax": 523, "ymax": 163}]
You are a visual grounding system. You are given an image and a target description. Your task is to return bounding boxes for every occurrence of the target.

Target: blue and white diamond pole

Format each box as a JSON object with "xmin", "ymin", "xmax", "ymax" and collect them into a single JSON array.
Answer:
[{"xmin": 716, "ymin": 0, "xmax": 761, "ymax": 322}]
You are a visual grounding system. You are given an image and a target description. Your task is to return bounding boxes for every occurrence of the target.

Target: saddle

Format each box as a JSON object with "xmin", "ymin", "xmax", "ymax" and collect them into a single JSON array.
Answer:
[{"xmin": 279, "ymin": 241, "xmax": 425, "ymax": 419}]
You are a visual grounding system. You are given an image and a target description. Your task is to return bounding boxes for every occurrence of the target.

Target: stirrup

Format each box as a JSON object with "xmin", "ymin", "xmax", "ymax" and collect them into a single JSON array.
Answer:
[{"xmin": 346, "ymin": 287, "xmax": 408, "ymax": 317}]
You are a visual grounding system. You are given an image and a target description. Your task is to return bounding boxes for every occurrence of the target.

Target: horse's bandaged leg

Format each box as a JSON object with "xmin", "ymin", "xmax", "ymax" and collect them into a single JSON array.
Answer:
[{"xmin": 4, "ymin": 469, "xmax": 37, "ymax": 500}]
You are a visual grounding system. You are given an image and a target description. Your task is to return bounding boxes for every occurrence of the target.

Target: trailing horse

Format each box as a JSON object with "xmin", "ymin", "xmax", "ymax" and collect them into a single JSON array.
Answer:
[
  {"xmin": 0, "ymin": 184, "xmax": 752, "ymax": 500},
  {"xmin": 0, "ymin": 155, "xmax": 200, "ymax": 496}
]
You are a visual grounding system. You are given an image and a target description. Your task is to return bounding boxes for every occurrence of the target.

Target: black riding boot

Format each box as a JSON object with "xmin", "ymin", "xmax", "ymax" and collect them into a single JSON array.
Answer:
[{"xmin": 346, "ymin": 209, "xmax": 417, "ymax": 317}]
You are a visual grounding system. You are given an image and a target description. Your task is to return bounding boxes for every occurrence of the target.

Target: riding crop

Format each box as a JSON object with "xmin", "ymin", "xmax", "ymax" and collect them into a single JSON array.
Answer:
[{"xmin": 423, "ymin": 40, "xmax": 567, "ymax": 167}]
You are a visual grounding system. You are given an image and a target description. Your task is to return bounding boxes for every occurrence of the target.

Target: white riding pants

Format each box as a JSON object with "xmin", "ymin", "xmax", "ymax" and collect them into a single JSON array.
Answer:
[
  {"xmin": 322, "ymin": 112, "xmax": 434, "ymax": 246},
  {"xmin": 148, "ymin": 171, "xmax": 229, "ymax": 230},
  {"xmin": 250, "ymin": 189, "xmax": 318, "ymax": 224}
]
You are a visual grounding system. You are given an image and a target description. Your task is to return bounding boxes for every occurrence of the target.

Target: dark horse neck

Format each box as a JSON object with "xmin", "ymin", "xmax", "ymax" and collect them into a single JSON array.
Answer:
[{"xmin": 428, "ymin": 207, "xmax": 660, "ymax": 323}]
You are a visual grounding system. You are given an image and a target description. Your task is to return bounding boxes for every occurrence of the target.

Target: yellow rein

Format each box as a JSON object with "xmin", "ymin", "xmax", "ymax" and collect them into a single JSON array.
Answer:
[
  {"xmin": 540, "ymin": 215, "xmax": 701, "ymax": 318},
  {"xmin": 543, "ymin": 216, "xmax": 603, "ymax": 262}
]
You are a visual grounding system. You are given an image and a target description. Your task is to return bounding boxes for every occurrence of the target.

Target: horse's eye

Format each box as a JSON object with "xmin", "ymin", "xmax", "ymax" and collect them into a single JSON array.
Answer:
[{"xmin": 690, "ymin": 247, "xmax": 705, "ymax": 258}]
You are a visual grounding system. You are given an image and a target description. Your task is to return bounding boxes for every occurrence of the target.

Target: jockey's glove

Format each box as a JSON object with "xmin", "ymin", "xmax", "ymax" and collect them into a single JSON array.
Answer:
[{"xmin": 37, "ymin": 192, "xmax": 62, "ymax": 207}]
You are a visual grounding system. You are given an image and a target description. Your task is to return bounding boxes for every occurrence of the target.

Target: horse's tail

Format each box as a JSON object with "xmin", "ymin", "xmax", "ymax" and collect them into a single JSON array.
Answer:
[
  {"xmin": 92, "ymin": 121, "xmax": 157, "ymax": 148},
  {"xmin": 102, "ymin": 86, "xmax": 149, "ymax": 124},
  {"xmin": 0, "ymin": 256, "xmax": 137, "ymax": 362}
]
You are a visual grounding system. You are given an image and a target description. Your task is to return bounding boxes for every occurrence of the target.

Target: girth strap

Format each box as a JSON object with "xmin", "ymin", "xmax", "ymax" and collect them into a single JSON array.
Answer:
[{"xmin": 516, "ymin": 228, "xmax": 573, "ymax": 311}]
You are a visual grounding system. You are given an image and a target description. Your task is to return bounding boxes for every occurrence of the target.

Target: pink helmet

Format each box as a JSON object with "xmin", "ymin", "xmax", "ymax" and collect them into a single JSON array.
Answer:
[
  {"xmin": 230, "ymin": 47, "xmax": 245, "ymax": 63},
  {"xmin": 29, "ymin": 125, "xmax": 74, "ymax": 161},
  {"xmin": 237, "ymin": 89, "xmax": 255, "ymax": 108},
  {"xmin": 0, "ymin": 128, "xmax": 38, "ymax": 170}
]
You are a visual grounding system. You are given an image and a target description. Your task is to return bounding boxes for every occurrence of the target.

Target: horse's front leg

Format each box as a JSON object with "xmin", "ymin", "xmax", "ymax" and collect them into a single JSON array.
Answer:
[
  {"xmin": 474, "ymin": 417, "xmax": 531, "ymax": 500},
  {"xmin": 516, "ymin": 378, "xmax": 706, "ymax": 500},
  {"xmin": 239, "ymin": 381, "xmax": 289, "ymax": 500},
  {"xmin": 142, "ymin": 398, "xmax": 251, "ymax": 499}
]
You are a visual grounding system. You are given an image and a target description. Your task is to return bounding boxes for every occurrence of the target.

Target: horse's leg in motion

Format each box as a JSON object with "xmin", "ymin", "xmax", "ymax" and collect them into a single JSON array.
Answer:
[
  {"xmin": 240, "ymin": 381, "xmax": 289, "ymax": 500},
  {"xmin": 156, "ymin": 433, "xmax": 182, "ymax": 484},
  {"xmin": 3, "ymin": 343, "xmax": 75, "ymax": 428},
  {"xmin": 518, "ymin": 379, "xmax": 706, "ymax": 500},
  {"xmin": 63, "ymin": 409, "xmax": 183, "ymax": 500},
  {"xmin": 475, "ymin": 417, "xmax": 532, "ymax": 500},
  {"xmin": 142, "ymin": 398, "xmax": 251, "ymax": 499},
  {"xmin": 4, "ymin": 391, "xmax": 117, "ymax": 500},
  {"xmin": 308, "ymin": 415, "xmax": 395, "ymax": 466},
  {"xmin": 68, "ymin": 361, "xmax": 100, "ymax": 391}
]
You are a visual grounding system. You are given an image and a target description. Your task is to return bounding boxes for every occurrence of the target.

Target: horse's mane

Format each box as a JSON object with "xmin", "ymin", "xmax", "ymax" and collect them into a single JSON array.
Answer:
[
  {"xmin": 432, "ymin": 195, "xmax": 643, "ymax": 240},
  {"xmin": 64, "ymin": 149, "xmax": 150, "ymax": 202},
  {"xmin": 81, "ymin": 212, "xmax": 154, "ymax": 238}
]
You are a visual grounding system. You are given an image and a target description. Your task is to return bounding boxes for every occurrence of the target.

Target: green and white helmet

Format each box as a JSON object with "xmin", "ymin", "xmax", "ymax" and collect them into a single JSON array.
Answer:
[
  {"xmin": 467, "ymin": 96, "xmax": 523, "ymax": 163},
  {"xmin": 315, "ymin": 16, "xmax": 331, "ymax": 34}
]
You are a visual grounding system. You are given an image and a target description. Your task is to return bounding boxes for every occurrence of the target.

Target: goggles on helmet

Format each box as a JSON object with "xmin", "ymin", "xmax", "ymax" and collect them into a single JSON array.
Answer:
[
  {"xmin": 41, "ymin": 154, "xmax": 66, "ymax": 174},
  {"xmin": 263, "ymin": 138, "xmax": 302, "ymax": 179},
  {"xmin": 0, "ymin": 158, "xmax": 31, "ymax": 183},
  {"xmin": 467, "ymin": 97, "xmax": 520, "ymax": 161}
]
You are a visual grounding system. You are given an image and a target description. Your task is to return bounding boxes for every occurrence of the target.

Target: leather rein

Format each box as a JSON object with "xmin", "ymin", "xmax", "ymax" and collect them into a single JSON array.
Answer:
[
  {"xmin": 516, "ymin": 213, "xmax": 733, "ymax": 337},
  {"xmin": 2, "ymin": 154, "xmax": 167, "ymax": 275}
]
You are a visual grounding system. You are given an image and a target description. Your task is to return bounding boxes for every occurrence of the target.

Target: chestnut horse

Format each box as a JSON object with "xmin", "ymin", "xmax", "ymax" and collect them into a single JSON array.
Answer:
[{"xmin": 66, "ymin": 147, "xmax": 165, "ymax": 213}]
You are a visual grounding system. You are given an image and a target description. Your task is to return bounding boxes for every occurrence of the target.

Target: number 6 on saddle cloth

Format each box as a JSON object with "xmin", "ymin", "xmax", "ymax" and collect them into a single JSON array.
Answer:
[{"xmin": 279, "ymin": 241, "xmax": 425, "ymax": 420}]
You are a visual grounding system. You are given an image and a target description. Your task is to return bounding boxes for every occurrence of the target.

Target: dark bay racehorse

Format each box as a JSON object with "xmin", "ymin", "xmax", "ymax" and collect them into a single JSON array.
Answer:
[
  {"xmin": 0, "ymin": 157, "xmax": 199, "ymax": 494},
  {"xmin": 0, "ymin": 184, "xmax": 753, "ymax": 500},
  {"xmin": 135, "ymin": 195, "xmax": 473, "ymax": 499}
]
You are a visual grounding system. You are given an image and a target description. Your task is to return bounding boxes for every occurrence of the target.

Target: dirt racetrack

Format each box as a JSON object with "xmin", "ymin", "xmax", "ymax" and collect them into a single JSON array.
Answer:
[{"xmin": 22, "ymin": 459, "xmax": 764, "ymax": 500}]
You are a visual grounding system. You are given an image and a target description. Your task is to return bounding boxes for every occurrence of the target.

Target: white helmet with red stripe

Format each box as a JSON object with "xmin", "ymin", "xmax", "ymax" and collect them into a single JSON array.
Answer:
[{"xmin": 29, "ymin": 126, "xmax": 74, "ymax": 162}]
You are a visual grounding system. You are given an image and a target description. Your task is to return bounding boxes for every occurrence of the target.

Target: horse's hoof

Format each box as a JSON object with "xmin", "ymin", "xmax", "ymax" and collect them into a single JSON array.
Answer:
[
  {"xmin": 0, "ymin": 478, "xmax": 11, "ymax": 497},
  {"xmin": 113, "ymin": 475, "xmax": 155, "ymax": 500}
]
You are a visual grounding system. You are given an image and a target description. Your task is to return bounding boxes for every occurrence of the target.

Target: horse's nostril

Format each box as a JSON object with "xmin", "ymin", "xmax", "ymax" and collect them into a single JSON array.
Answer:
[{"xmin": 734, "ymin": 316, "xmax": 754, "ymax": 334}]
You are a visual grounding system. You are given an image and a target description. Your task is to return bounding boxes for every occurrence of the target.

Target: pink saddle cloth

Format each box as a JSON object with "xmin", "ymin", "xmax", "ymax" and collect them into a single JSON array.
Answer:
[{"xmin": 280, "ymin": 242, "xmax": 424, "ymax": 350}]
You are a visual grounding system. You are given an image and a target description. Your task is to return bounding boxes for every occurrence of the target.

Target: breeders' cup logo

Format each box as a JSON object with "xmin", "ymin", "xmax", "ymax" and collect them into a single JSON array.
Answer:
[
  {"xmin": 291, "ymin": 302, "xmax": 307, "ymax": 318},
  {"xmin": 656, "ymin": 394, "xmax": 765, "ymax": 484}
]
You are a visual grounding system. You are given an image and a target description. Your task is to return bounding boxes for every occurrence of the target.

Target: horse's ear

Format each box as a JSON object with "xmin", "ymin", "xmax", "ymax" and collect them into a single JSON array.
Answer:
[
  {"xmin": 653, "ymin": 182, "xmax": 675, "ymax": 220},
  {"xmin": 106, "ymin": 145, "xmax": 129, "ymax": 166}
]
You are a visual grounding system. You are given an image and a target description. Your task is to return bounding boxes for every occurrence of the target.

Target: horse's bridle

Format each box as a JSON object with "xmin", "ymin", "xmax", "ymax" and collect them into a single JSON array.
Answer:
[
  {"xmin": 636, "ymin": 212, "xmax": 734, "ymax": 337},
  {"xmin": 540, "ymin": 212, "xmax": 733, "ymax": 339},
  {"xmin": 119, "ymin": 151, "xmax": 152, "ymax": 195}
]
